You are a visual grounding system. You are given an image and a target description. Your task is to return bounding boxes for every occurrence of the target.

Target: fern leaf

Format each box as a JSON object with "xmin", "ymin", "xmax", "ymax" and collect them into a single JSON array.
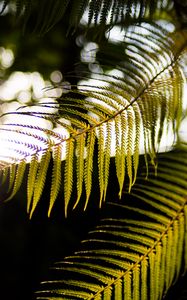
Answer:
[
  {"xmin": 84, "ymin": 130, "xmax": 96, "ymax": 210},
  {"xmin": 5, "ymin": 160, "xmax": 26, "ymax": 201},
  {"xmin": 114, "ymin": 279, "xmax": 122, "ymax": 300},
  {"xmin": 124, "ymin": 271, "xmax": 132, "ymax": 300},
  {"xmin": 171, "ymin": 220, "xmax": 179, "ymax": 283},
  {"xmin": 0, "ymin": 1, "xmax": 173, "ymax": 35},
  {"xmin": 103, "ymin": 121, "xmax": 112, "ymax": 200},
  {"xmin": 103, "ymin": 285, "xmax": 112, "ymax": 300},
  {"xmin": 0, "ymin": 167, "xmax": 8, "ymax": 186},
  {"xmin": 95, "ymin": 294, "xmax": 102, "ymax": 300},
  {"xmin": 48, "ymin": 144, "xmax": 62, "ymax": 217},
  {"xmin": 115, "ymin": 113, "xmax": 126, "ymax": 198},
  {"xmin": 69, "ymin": 0, "xmax": 88, "ymax": 31},
  {"xmin": 133, "ymin": 265, "xmax": 140, "ymax": 300},
  {"xmin": 27, "ymin": 154, "xmax": 39, "ymax": 213},
  {"xmin": 7, "ymin": 163, "xmax": 16, "ymax": 193},
  {"xmin": 132, "ymin": 102, "xmax": 141, "ymax": 185},
  {"xmin": 97, "ymin": 125, "xmax": 105, "ymax": 206},
  {"xmin": 64, "ymin": 139, "xmax": 74, "ymax": 217},
  {"xmin": 73, "ymin": 133, "xmax": 85, "ymax": 209},
  {"xmin": 166, "ymin": 227, "xmax": 173, "ymax": 290},
  {"xmin": 29, "ymin": 149, "xmax": 51, "ymax": 218},
  {"xmin": 176, "ymin": 214, "xmax": 184, "ymax": 279},
  {"xmin": 126, "ymin": 108, "xmax": 135, "ymax": 192},
  {"xmin": 159, "ymin": 234, "xmax": 167, "ymax": 300},
  {"xmin": 35, "ymin": 148, "xmax": 187, "ymax": 299},
  {"xmin": 1, "ymin": 23, "xmax": 187, "ymax": 215},
  {"xmin": 130, "ymin": 189, "xmax": 180, "ymax": 217},
  {"xmin": 184, "ymin": 205, "xmax": 187, "ymax": 274},
  {"xmin": 141, "ymin": 258, "xmax": 148, "ymax": 300},
  {"xmin": 149, "ymin": 250, "xmax": 156, "ymax": 300},
  {"xmin": 155, "ymin": 243, "xmax": 162, "ymax": 300}
]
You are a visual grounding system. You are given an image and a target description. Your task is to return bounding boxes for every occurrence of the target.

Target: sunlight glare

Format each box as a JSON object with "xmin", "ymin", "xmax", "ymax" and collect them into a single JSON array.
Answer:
[{"xmin": 0, "ymin": 47, "xmax": 14, "ymax": 69}]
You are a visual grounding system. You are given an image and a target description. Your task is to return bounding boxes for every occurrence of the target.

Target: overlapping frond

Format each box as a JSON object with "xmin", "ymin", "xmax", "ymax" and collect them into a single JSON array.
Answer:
[
  {"xmin": 35, "ymin": 147, "xmax": 187, "ymax": 300},
  {"xmin": 0, "ymin": 0, "xmax": 172, "ymax": 34},
  {"xmin": 0, "ymin": 24, "xmax": 187, "ymax": 216}
]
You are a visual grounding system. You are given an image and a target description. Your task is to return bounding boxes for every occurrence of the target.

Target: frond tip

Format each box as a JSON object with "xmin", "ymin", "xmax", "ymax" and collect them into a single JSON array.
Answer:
[{"xmin": 0, "ymin": 23, "xmax": 187, "ymax": 216}]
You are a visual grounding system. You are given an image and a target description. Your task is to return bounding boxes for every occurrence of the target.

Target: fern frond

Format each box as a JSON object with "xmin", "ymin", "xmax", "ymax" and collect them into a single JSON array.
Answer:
[
  {"xmin": 35, "ymin": 147, "xmax": 187, "ymax": 299},
  {"xmin": 0, "ymin": 23, "xmax": 187, "ymax": 215},
  {"xmin": 0, "ymin": 0, "xmax": 172, "ymax": 34}
]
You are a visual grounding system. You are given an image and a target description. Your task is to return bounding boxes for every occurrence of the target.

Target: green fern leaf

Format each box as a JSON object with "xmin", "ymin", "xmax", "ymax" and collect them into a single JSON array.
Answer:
[
  {"xmin": 73, "ymin": 133, "xmax": 86, "ymax": 209},
  {"xmin": 124, "ymin": 271, "xmax": 132, "ymax": 300},
  {"xmin": 27, "ymin": 154, "xmax": 39, "ymax": 213},
  {"xmin": 114, "ymin": 278, "xmax": 122, "ymax": 300},
  {"xmin": 133, "ymin": 265, "xmax": 140, "ymax": 300},
  {"xmin": 7, "ymin": 163, "xmax": 16, "ymax": 193},
  {"xmin": 29, "ymin": 149, "xmax": 51, "ymax": 218},
  {"xmin": 0, "ymin": 167, "xmax": 8, "ymax": 186},
  {"xmin": 64, "ymin": 139, "xmax": 74, "ymax": 216},
  {"xmin": 98, "ymin": 125, "xmax": 105, "ymax": 206},
  {"xmin": 103, "ymin": 121, "xmax": 112, "ymax": 200},
  {"xmin": 84, "ymin": 129, "xmax": 96, "ymax": 210},
  {"xmin": 149, "ymin": 250, "xmax": 156, "ymax": 300},
  {"xmin": 1, "ymin": 23, "xmax": 187, "ymax": 216},
  {"xmin": 132, "ymin": 102, "xmax": 141, "ymax": 185},
  {"xmin": 35, "ymin": 147, "xmax": 187, "ymax": 299},
  {"xmin": 155, "ymin": 243, "xmax": 162, "ymax": 299},
  {"xmin": 171, "ymin": 219, "xmax": 180, "ymax": 284},
  {"xmin": 184, "ymin": 205, "xmax": 187, "ymax": 273},
  {"xmin": 5, "ymin": 160, "xmax": 26, "ymax": 201},
  {"xmin": 159, "ymin": 234, "xmax": 167, "ymax": 299},
  {"xmin": 115, "ymin": 113, "xmax": 126, "ymax": 197},
  {"xmin": 48, "ymin": 144, "xmax": 62, "ymax": 217},
  {"xmin": 103, "ymin": 285, "xmax": 112, "ymax": 300},
  {"xmin": 126, "ymin": 108, "xmax": 135, "ymax": 192},
  {"xmin": 141, "ymin": 258, "xmax": 148, "ymax": 300},
  {"xmin": 176, "ymin": 214, "xmax": 184, "ymax": 279}
]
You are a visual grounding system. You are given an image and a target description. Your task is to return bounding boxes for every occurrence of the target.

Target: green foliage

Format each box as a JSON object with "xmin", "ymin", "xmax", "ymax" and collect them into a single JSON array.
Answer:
[
  {"xmin": 0, "ymin": 0, "xmax": 172, "ymax": 34},
  {"xmin": 0, "ymin": 23, "xmax": 187, "ymax": 217},
  {"xmin": 0, "ymin": 1, "xmax": 187, "ymax": 299},
  {"xmin": 35, "ymin": 148, "xmax": 187, "ymax": 299}
]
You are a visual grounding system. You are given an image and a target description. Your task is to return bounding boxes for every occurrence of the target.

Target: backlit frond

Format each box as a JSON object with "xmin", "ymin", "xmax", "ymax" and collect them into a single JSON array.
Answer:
[
  {"xmin": 0, "ymin": 0, "xmax": 172, "ymax": 34},
  {"xmin": 0, "ymin": 23, "xmax": 187, "ymax": 216},
  {"xmin": 48, "ymin": 144, "xmax": 62, "ymax": 217},
  {"xmin": 30, "ymin": 149, "xmax": 51, "ymax": 218},
  {"xmin": 5, "ymin": 160, "xmax": 26, "ymax": 201},
  {"xmin": 35, "ymin": 147, "xmax": 187, "ymax": 299}
]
